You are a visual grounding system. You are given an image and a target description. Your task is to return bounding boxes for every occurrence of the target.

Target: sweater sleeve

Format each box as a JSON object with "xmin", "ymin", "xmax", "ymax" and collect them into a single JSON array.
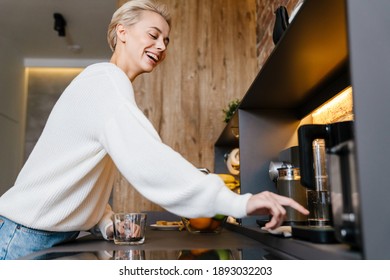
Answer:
[
  {"xmin": 91, "ymin": 204, "xmax": 114, "ymax": 240},
  {"xmin": 100, "ymin": 103, "xmax": 251, "ymax": 218}
]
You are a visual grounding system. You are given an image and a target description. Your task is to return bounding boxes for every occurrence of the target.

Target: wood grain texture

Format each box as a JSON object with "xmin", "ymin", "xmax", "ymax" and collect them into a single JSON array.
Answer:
[{"xmin": 112, "ymin": 0, "xmax": 257, "ymax": 213}]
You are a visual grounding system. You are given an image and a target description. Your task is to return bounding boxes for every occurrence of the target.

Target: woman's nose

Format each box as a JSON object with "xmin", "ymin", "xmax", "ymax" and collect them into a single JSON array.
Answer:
[{"xmin": 156, "ymin": 38, "xmax": 167, "ymax": 51}]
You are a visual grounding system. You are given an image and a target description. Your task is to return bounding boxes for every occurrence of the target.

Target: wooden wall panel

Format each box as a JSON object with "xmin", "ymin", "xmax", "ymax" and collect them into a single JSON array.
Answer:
[{"xmin": 112, "ymin": 0, "xmax": 257, "ymax": 213}]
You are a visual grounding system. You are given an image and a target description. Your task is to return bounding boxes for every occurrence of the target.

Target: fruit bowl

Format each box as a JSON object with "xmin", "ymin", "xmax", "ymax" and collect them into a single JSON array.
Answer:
[{"xmin": 181, "ymin": 215, "xmax": 227, "ymax": 234}]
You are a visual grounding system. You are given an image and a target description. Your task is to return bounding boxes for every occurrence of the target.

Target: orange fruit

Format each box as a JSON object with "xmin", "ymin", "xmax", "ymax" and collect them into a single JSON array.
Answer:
[
  {"xmin": 190, "ymin": 248, "xmax": 210, "ymax": 256},
  {"xmin": 189, "ymin": 218, "xmax": 212, "ymax": 230},
  {"xmin": 208, "ymin": 219, "xmax": 222, "ymax": 230}
]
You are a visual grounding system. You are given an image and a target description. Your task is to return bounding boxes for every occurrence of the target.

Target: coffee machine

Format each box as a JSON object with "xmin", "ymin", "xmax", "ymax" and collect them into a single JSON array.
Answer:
[
  {"xmin": 268, "ymin": 146, "xmax": 308, "ymax": 226},
  {"xmin": 297, "ymin": 121, "xmax": 361, "ymax": 247},
  {"xmin": 269, "ymin": 146, "xmax": 337, "ymax": 243}
]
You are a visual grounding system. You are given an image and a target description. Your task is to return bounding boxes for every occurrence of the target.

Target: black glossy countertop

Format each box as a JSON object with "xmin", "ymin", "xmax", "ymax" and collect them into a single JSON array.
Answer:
[
  {"xmin": 21, "ymin": 212, "xmax": 362, "ymax": 260},
  {"xmin": 22, "ymin": 226, "xmax": 276, "ymax": 260}
]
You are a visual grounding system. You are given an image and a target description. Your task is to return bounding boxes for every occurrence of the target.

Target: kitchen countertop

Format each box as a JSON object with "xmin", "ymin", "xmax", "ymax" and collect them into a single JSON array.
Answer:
[
  {"xmin": 225, "ymin": 223, "xmax": 361, "ymax": 260},
  {"xmin": 20, "ymin": 212, "xmax": 362, "ymax": 260},
  {"xmin": 20, "ymin": 211, "xmax": 275, "ymax": 260},
  {"xmin": 22, "ymin": 225, "xmax": 279, "ymax": 260}
]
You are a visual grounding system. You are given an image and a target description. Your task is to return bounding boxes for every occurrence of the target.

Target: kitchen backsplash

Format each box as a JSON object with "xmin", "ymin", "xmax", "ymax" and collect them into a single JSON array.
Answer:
[{"xmin": 311, "ymin": 86, "xmax": 354, "ymax": 124}]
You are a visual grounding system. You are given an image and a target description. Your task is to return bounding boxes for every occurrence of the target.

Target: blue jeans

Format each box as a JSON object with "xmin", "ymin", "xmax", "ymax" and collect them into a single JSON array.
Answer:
[{"xmin": 0, "ymin": 215, "xmax": 79, "ymax": 260}]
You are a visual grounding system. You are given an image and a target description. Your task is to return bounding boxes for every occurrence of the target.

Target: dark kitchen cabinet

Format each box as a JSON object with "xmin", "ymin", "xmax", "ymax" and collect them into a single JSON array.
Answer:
[{"xmin": 214, "ymin": 0, "xmax": 390, "ymax": 259}]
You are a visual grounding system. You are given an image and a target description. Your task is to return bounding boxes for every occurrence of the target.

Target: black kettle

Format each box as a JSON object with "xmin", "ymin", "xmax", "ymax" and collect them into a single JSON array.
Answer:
[{"xmin": 298, "ymin": 121, "xmax": 361, "ymax": 247}]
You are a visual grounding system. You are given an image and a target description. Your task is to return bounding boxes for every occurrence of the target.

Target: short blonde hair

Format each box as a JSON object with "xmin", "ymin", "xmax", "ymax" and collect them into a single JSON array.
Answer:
[{"xmin": 107, "ymin": 0, "xmax": 171, "ymax": 51}]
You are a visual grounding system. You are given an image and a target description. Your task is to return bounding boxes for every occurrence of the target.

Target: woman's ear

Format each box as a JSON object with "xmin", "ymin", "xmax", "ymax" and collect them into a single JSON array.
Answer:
[{"xmin": 116, "ymin": 24, "xmax": 127, "ymax": 44}]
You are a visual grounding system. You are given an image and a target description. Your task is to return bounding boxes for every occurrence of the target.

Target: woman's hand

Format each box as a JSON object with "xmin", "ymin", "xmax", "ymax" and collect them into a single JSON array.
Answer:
[
  {"xmin": 115, "ymin": 220, "xmax": 141, "ymax": 239},
  {"xmin": 246, "ymin": 191, "xmax": 309, "ymax": 230},
  {"xmin": 106, "ymin": 224, "xmax": 114, "ymax": 240}
]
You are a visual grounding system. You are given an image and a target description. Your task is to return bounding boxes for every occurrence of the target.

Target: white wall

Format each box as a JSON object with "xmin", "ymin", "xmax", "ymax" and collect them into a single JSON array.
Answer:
[{"xmin": 0, "ymin": 36, "xmax": 26, "ymax": 195}]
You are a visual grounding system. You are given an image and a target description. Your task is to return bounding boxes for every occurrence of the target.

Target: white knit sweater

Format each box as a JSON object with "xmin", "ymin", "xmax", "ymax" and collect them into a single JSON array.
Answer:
[{"xmin": 0, "ymin": 63, "xmax": 251, "ymax": 236}]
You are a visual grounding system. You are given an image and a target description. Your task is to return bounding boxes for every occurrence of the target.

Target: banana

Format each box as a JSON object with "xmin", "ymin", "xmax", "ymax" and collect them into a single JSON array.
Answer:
[
  {"xmin": 225, "ymin": 182, "xmax": 240, "ymax": 190},
  {"xmin": 217, "ymin": 173, "xmax": 235, "ymax": 183},
  {"xmin": 217, "ymin": 174, "xmax": 240, "ymax": 190}
]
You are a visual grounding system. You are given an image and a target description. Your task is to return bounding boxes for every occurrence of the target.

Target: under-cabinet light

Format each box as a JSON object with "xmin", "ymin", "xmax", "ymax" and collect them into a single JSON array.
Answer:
[{"xmin": 311, "ymin": 86, "xmax": 353, "ymax": 124}]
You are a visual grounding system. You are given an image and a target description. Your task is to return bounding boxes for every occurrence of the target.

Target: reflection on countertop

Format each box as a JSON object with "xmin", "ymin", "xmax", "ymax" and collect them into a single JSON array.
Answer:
[
  {"xmin": 26, "ymin": 248, "xmax": 280, "ymax": 260},
  {"xmin": 20, "ymin": 211, "xmax": 281, "ymax": 260}
]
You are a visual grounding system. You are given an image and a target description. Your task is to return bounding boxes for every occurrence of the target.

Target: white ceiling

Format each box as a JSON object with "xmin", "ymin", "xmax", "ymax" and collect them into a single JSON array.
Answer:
[{"xmin": 0, "ymin": 0, "xmax": 118, "ymax": 63}]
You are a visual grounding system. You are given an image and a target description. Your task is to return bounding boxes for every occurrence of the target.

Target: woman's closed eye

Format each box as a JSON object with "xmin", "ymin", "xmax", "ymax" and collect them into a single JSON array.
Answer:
[{"xmin": 149, "ymin": 33, "xmax": 158, "ymax": 39}]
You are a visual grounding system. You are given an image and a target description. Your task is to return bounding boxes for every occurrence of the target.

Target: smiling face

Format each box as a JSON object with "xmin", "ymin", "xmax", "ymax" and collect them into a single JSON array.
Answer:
[{"xmin": 111, "ymin": 10, "xmax": 170, "ymax": 81}]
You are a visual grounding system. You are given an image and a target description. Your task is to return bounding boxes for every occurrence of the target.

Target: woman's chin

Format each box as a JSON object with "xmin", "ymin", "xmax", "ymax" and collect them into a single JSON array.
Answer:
[{"xmin": 142, "ymin": 64, "xmax": 157, "ymax": 73}]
